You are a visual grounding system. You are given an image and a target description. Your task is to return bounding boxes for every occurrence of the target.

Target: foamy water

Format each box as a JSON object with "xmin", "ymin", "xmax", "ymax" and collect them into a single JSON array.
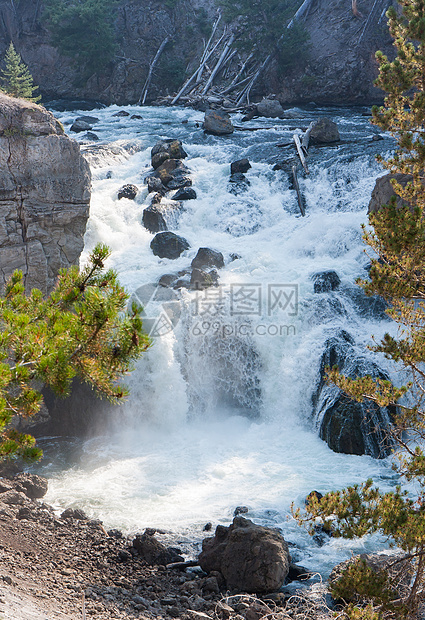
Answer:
[{"xmin": 36, "ymin": 103, "xmax": 399, "ymax": 577}]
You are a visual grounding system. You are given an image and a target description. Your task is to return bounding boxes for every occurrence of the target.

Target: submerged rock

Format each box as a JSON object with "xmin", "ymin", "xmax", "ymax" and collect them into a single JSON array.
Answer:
[
  {"xmin": 143, "ymin": 201, "xmax": 183, "ymax": 234},
  {"xmin": 230, "ymin": 158, "xmax": 251, "ymax": 174},
  {"xmin": 191, "ymin": 248, "xmax": 224, "ymax": 270},
  {"xmin": 312, "ymin": 330, "xmax": 395, "ymax": 458},
  {"xmin": 312, "ymin": 270, "xmax": 341, "ymax": 293},
  {"xmin": 198, "ymin": 516, "xmax": 290, "ymax": 593},
  {"xmin": 171, "ymin": 187, "xmax": 197, "ymax": 201}
]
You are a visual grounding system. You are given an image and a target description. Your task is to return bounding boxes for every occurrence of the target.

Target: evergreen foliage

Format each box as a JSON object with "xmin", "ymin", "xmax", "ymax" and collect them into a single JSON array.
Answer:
[
  {"xmin": 43, "ymin": 0, "xmax": 118, "ymax": 77},
  {"xmin": 0, "ymin": 42, "xmax": 41, "ymax": 102},
  {"xmin": 0, "ymin": 244, "xmax": 150, "ymax": 464},
  {"xmin": 295, "ymin": 2, "xmax": 425, "ymax": 618}
]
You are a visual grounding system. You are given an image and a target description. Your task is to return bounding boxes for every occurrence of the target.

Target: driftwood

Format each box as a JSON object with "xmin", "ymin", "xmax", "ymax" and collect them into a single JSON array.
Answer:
[
  {"xmin": 166, "ymin": 560, "xmax": 199, "ymax": 570},
  {"xmin": 292, "ymin": 165, "xmax": 306, "ymax": 216},
  {"xmin": 234, "ymin": 125, "xmax": 274, "ymax": 131},
  {"xmin": 352, "ymin": 0, "xmax": 363, "ymax": 18},
  {"xmin": 222, "ymin": 52, "xmax": 254, "ymax": 93},
  {"xmin": 201, "ymin": 34, "xmax": 235, "ymax": 95},
  {"xmin": 287, "ymin": 0, "xmax": 316, "ymax": 28},
  {"xmin": 196, "ymin": 12, "xmax": 222, "ymax": 82},
  {"xmin": 301, "ymin": 121, "xmax": 314, "ymax": 152},
  {"xmin": 359, "ymin": 0, "xmax": 388, "ymax": 43},
  {"xmin": 138, "ymin": 36, "xmax": 170, "ymax": 105},
  {"xmin": 293, "ymin": 133, "xmax": 309, "ymax": 174}
]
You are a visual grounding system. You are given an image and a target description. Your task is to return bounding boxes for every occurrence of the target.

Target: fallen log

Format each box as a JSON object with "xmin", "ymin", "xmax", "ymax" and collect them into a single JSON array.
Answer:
[
  {"xmin": 234, "ymin": 125, "xmax": 275, "ymax": 131},
  {"xmin": 301, "ymin": 121, "xmax": 314, "ymax": 153},
  {"xmin": 201, "ymin": 34, "xmax": 235, "ymax": 95},
  {"xmin": 292, "ymin": 165, "xmax": 306, "ymax": 216},
  {"xmin": 293, "ymin": 133, "xmax": 309, "ymax": 174},
  {"xmin": 287, "ymin": 0, "xmax": 317, "ymax": 28},
  {"xmin": 166, "ymin": 560, "xmax": 199, "ymax": 570}
]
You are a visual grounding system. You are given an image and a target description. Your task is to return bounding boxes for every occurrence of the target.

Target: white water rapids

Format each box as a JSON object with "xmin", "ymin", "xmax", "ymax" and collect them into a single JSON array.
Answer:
[{"xmin": 35, "ymin": 104, "xmax": 401, "ymax": 578}]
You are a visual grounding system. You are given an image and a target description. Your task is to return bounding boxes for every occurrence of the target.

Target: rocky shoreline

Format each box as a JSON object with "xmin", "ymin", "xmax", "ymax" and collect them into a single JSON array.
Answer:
[{"xmin": 0, "ymin": 473, "xmax": 334, "ymax": 620}]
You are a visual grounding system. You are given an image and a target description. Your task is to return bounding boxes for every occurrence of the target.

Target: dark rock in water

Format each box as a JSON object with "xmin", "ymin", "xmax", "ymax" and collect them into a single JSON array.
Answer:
[
  {"xmin": 231, "ymin": 158, "xmax": 251, "ymax": 174},
  {"xmin": 312, "ymin": 330, "xmax": 396, "ymax": 458},
  {"xmin": 61, "ymin": 507, "xmax": 88, "ymax": 520},
  {"xmin": 203, "ymin": 109, "xmax": 234, "ymax": 135},
  {"xmin": 13, "ymin": 473, "xmax": 48, "ymax": 499},
  {"xmin": 341, "ymin": 284, "xmax": 388, "ymax": 320},
  {"xmin": 305, "ymin": 490, "xmax": 323, "ymax": 506},
  {"xmin": 154, "ymin": 159, "xmax": 192, "ymax": 190},
  {"xmin": 256, "ymin": 98, "xmax": 284, "ymax": 118},
  {"xmin": 310, "ymin": 118, "xmax": 340, "ymax": 144},
  {"xmin": 131, "ymin": 114, "xmax": 143, "ymax": 120},
  {"xmin": 150, "ymin": 232, "xmax": 190, "ymax": 259},
  {"xmin": 198, "ymin": 516, "xmax": 290, "ymax": 593},
  {"xmin": 191, "ymin": 248, "xmax": 225, "ymax": 270},
  {"xmin": 203, "ymin": 522, "xmax": 212, "ymax": 532},
  {"xmin": 133, "ymin": 531, "xmax": 184, "ymax": 565},
  {"xmin": 143, "ymin": 205, "xmax": 167, "ymax": 233},
  {"xmin": 112, "ymin": 110, "xmax": 130, "ymax": 117},
  {"xmin": 151, "ymin": 139, "xmax": 187, "ymax": 169},
  {"xmin": 146, "ymin": 176, "xmax": 166, "ymax": 194},
  {"xmin": 312, "ymin": 270, "xmax": 341, "ymax": 293},
  {"xmin": 117, "ymin": 183, "xmax": 139, "ymax": 200},
  {"xmin": 368, "ymin": 172, "xmax": 412, "ymax": 214},
  {"xmin": 84, "ymin": 131, "xmax": 99, "ymax": 141},
  {"xmin": 287, "ymin": 563, "xmax": 313, "ymax": 582},
  {"xmin": 143, "ymin": 201, "xmax": 184, "ymax": 233},
  {"xmin": 190, "ymin": 268, "xmax": 219, "ymax": 290},
  {"xmin": 234, "ymin": 506, "xmax": 249, "ymax": 516},
  {"xmin": 171, "ymin": 187, "xmax": 197, "ymax": 201},
  {"xmin": 70, "ymin": 119, "xmax": 92, "ymax": 132},
  {"xmin": 75, "ymin": 115, "xmax": 100, "ymax": 124},
  {"xmin": 229, "ymin": 172, "xmax": 250, "ymax": 194},
  {"xmin": 158, "ymin": 273, "xmax": 178, "ymax": 288},
  {"xmin": 241, "ymin": 109, "xmax": 258, "ymax": 122}
]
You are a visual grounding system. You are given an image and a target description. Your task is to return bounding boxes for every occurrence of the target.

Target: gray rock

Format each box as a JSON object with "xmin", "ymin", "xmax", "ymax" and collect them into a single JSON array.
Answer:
[
  {"xmin": 190, "ymin": 268, "xmax": 219, "ymax": 290},
  {"xmin": 0, "ymin": 93, "xmax": 90, "ymax": 295},
  {"xmin": 70, "ymin": 119, "xmax": 92, "ymax": 132},
  {"xmin": 75, "ymin": 115, "xmax": 99, "ymax": 124},
  {"xmin": 84, "ymin": 131, "xmax": 99, "ymax": 141},
  {"xmin": 151, "ymin": 139, "xmax": 187, "ymax": 169},
  {"xmin": 368, "ymin": 173, "xmax": 412, "ymax": 214},
  {"xmin": 112, "ymin": 110, "xmax": 130, "ymax": 117},
  {"xmin": 150, "ymin": 232, "xmax": 190, "ymax": 259},
  {"xmin": 203, "ymin": 110, "xmax": 234, "ymax": 135},
  {"xmin": 143, "ymin": 205, "xmax": 167, "ymax": 233},
  {"xmin": 256, "ymin": 98, "xmax": 284, "ymax": 118},
  {"xmin": 172, "ymin": 187, "xmax": 197, "ymax": 201},
  {"xmin": 13, "ymin": 473, "xmax": 48, "ymax": 499},
  {"xmin": 146, "ymin": 176, "xmax": 166, "ymax": 194},
  {"xmin": 153, "ymin": 159, "xmax": 192, "ymax": 190},
  {"xmin": 310, "ymin": 118, "xmax": 340, "ymax": 144},
  {"xmin": 191, "ymin": 248, "xmax": 224, "ymax": 270},
  {"xmin": 198, "ymin": 516, "xmax": 290, "ymax": 593},
  {"xmin": 117, "ymin": 183, "xmax": 139, "ymax": 200},
  {"xmin": 230, "ymin": 159, "xmax": 251, "ymax": 174},
  {"xmin": 61, "ymin": 507, "xmax": 89, "ymax": 520}
]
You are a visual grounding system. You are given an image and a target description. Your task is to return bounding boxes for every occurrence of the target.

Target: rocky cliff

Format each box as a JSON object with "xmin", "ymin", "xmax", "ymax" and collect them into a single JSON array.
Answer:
[
  {"xmin": 0, "ymin": 93, "xmax": 90, "ymax": 294},
  {"xmin": 0, "ymin": 0, "xmax": 394, "ymax": 106}
]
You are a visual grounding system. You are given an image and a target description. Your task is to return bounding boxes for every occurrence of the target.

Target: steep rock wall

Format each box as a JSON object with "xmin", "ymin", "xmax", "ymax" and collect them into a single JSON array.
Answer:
[
  {"xmin": 0, "ymin": 93, "xmax": 90, "ymax": 294},
  {"xmin": 0, "ymin": 0, "xmax": 393, "ymax": 106}
]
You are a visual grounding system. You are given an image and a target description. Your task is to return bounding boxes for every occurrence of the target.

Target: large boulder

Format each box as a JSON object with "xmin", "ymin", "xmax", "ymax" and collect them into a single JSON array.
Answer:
[
  {"xmin": 198, "ymin": 517, "xmax": 290, "ymax": 593},
  {"xmin": 0, "ymin": 93, "xmax": 90, "ymax": 294},
  {"xmin": 310, "ymin": 118, "xmax": 340, "ymax": 144},
  {"xmin": 142, "ymin": 201, "xmax": 183, "ymax": 234},
  {"xmin": 151, "ymin": 139, "xmax": 187, "ymax": 170},
  {"xmin": 368, "ymin": 173, "xmax": 412, "ymax": 214},
  {"xmin": 150, "ymin": 231, "xmax": 190, "ymax": 259},
  {"xmin": 230, "ymin": 158, "xmax": 251, "ymax": 174},
  {"xmin": 203, "ymin": 109, "xmax": 234, "ymax": 135},
  {"xmin": 117, "ymin": 183, "xmax": 138, "ymax": 200},
  {"xmin": 256, "ymin": 98, "xmax": 284, "ymax": 118},
  {"xmin": 132, "ymin": 531, "xmax": 184, "ymax": 565},
  {"xmin": 312, "ymin": 330, "xmax": 396, "ymax": 458}
]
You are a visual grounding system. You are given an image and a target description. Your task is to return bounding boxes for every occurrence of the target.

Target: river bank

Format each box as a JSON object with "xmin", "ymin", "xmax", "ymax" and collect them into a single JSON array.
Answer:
[{"xmin": 0, "ymin": 473, "xmax": 334, "ymax": 620}]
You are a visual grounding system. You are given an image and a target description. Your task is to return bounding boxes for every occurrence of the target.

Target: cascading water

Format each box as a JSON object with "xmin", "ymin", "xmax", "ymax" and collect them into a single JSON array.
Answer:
[{"xmin": 35, "ymin": 104, "xmax": 401, "ymax": 578}]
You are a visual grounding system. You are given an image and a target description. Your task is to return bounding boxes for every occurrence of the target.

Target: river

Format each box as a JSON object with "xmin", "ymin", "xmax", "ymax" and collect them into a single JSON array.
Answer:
[{"xmin": 34, "ymin": 103, "xmax": 400, "ymax": 579}]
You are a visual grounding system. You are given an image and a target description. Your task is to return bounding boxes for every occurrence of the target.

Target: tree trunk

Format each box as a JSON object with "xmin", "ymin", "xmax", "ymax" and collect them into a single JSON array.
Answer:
[{"xmin": 138, "ymin": 36, "xmax": 170, "ymax": 105}]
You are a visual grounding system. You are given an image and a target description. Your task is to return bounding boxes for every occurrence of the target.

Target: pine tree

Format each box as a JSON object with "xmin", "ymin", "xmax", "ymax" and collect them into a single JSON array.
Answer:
[
  {"xmin": 0, "ymin": 42, "xmax": 41, "ymax": 102},
  {"xmin": 0, "ymin": 244, "xmax": 150, "ymax": 463},
  {"xmin": 295, "ymin": 2, "xmax": 425, "ymax": 618}
]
